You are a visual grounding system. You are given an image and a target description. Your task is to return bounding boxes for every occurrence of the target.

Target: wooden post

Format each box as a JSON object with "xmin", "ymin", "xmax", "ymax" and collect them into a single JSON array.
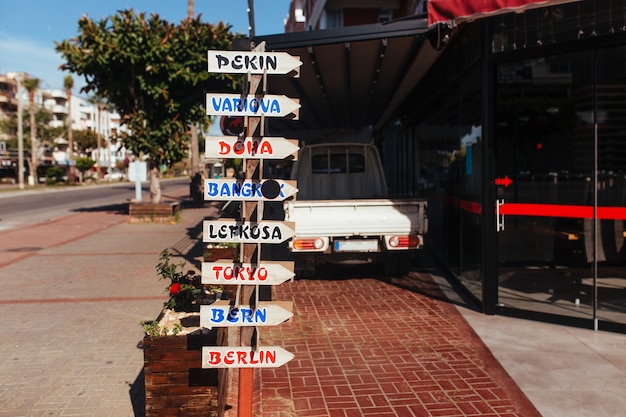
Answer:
[{"xmin": 238, "ymin": 41, "xmax": 265, "ymax": 417}]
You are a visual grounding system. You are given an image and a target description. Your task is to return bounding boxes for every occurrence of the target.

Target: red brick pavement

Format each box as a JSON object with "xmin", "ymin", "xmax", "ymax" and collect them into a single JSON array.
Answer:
[{"xmin": 243, "ymin": 277, "xmax": 542, "ymax": 417}]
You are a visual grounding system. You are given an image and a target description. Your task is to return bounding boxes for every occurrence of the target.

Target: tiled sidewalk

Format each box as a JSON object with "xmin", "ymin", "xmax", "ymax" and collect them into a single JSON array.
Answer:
[{"xmin": 223, "ymin": 278, "xmax": 542, "ymax": 417}]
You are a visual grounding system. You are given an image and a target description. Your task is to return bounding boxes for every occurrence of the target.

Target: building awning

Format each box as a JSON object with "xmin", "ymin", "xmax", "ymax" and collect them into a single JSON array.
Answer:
[
  {"xmin": 251, "ymin": 16, "xmax": 441, "ymax": 140},
  {"xmin": 427, "ymin": 0, "xmax": 581, "ymax": 26}
]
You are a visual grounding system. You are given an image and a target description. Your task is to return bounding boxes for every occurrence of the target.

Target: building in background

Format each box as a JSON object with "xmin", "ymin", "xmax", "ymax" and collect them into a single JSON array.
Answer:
[{"xmin": 0, "ymin": 72, "xmax": 128, "ymax": 183}]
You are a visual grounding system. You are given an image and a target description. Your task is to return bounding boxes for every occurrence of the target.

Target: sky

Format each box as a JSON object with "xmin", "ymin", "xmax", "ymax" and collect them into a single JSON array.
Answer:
[{"xmin": 0, "ymin": 0, "xmax": 291, "ymax": 95}]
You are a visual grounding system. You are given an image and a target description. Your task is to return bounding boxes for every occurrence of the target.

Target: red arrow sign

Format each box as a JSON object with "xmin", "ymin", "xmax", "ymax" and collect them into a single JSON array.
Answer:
[{"xmin": 494, "ymin": 176, "xmax": 513, "ymax": 187}]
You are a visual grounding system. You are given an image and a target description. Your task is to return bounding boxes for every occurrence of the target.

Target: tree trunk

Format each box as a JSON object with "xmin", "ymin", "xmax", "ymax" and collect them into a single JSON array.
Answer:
[{"xmin": 149, "ymin": 166, "xmax": 161, "ymax": 203}]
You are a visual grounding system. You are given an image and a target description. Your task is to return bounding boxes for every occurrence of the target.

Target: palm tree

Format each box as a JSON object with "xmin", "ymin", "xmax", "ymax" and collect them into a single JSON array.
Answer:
[
  {"xmin": 187, "ymin": 0, "xmax": 200, "ymax": 179},
  {"xmin": 23, "ymin": 77, "xmax": 40, "ymax": 186},
  {"xmin": 87, "ymin": 94, "xmax": 107, "ymax": 180},
  {"xmin": 63, "ymin": 75, "xmax": 74, "ymax": 183}
]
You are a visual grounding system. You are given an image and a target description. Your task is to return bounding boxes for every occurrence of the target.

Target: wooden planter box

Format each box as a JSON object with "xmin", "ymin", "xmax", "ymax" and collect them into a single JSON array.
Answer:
[
  {"xmin": 143, "ymin": 331, "xmax": 221, "ymax": 417},
  {"xmin": 129, "ymin": 201, "xmax": 181, "ymax": 221}
]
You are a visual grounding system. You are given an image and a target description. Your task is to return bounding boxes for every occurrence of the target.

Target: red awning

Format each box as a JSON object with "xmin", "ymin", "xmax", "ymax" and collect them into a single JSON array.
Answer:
[{"xmin": 428, "ymin": 0, "xmax": 580, "ymax": 26}]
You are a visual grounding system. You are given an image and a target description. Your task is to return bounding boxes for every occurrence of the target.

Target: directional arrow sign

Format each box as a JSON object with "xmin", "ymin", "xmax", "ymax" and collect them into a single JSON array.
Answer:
[
  {"xmin": 203, "ymin": 219, "xmax": 296, "ymax": 244},
  {"xmin": 202, "ymin": 260, "xmax": 295, "ymax": 285},
  {"xmin": 208, "ymin": 51, "xmax": 302, "ymax": 76},
  {"xmin": 206, "ymin": 94, "xmax": 300, "ymax": 119},
  {"xmin": 204, "ymin": 178, "xmax": 298, "ymax": 201},
  {"xmin": 200, "ymin": 301, "xmax": 293, "ymax": 328},
  {"xmin": 202, "ymin": 346, "xmax": 294, "ymax": 368},
  {"xmin": 494, "ymin": 175, "xmax": 513, "ymax": 187},
  {"xmin": 205, "ymin": 136, "xmax": 299, "ymax": 160}
]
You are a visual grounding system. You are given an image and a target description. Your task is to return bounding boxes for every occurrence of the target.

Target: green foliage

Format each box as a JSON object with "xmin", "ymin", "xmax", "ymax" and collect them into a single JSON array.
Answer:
[
  {"xmin": 73, "ymin": 129, "xmax": 98, "ymax": 153},
  {"xmin": 140, "ymin": 320, "xmax": 183, "ymax": 337},
  {"xmin": 55, "ymin": 9, "xmax": 239, "ymax": 169},
  {"xmin": 45, "ymin": 166, "xmax": 65, "ymax": 184},
  {"xmin": 75, "ymin": 157, "xmax": 96, "ymax": 177},
  {"xmin": 156, "ymin": 248, "xmax": 201, "ymax": 312}
]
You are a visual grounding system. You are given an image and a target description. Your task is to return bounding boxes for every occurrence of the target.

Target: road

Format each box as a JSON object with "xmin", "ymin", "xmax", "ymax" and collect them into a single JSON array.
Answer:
[{"xmin": 0, "ymin": 177, "xmax": 191, "ymax": 231}]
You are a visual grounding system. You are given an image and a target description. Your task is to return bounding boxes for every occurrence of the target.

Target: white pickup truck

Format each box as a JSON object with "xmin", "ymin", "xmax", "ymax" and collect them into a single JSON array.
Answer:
[{"xmin": 283, "ymin": 142, "xmax": 428, "ymax": 276}]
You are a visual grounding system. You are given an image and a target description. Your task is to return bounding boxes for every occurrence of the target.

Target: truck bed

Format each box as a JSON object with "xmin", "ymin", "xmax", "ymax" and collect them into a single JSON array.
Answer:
[{"xmin": 284, "ymin": 199, "xmax": 428, "ymax": 237}]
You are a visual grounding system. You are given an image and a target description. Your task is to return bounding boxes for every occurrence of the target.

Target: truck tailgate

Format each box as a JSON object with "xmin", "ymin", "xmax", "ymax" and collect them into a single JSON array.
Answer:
[{"xmin": 284, "ymin": 199, "xmax": 427, "ymax": 237}]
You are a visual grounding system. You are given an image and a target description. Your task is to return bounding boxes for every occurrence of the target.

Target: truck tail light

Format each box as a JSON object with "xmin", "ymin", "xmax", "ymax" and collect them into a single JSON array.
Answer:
[
  {"xmin": 386, "ymin": 235, "xmax": 422, "ymax": 249},
  {"xmin": 291, "ymin": 237, "xmax": 326, "ymax": 251}
]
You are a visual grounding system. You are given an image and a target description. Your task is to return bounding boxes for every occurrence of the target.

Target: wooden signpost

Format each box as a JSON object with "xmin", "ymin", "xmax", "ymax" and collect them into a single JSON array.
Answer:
[
  {"xmin": 205, "ymin": 136, "xmax": 299, "ymax": 160},
  {"xmin": 202, "ymin": 346, "xmax": 294, "ymax": 368},
  {"xmin": 203, "ymin": 41, "xmax": 301, "ymax": 417},
  {"xmin": 206, "ymin": 93, "xmax": 300, "ymax": 118},
  {"xmin": 200, "ymin": 300, "xmax": 293, "ymax": 328},
  {"xmin": 202, "ymin": 260, "xmax": 295, "ymax": 285},
  {"xmin": 203, "ymin": 219, "xmax": 296, "ymax": 244},
  {"xmin": 207, "ymin": 51, "xmax": 302, "ymax": 76},
  {"xmin": 203, "ymin": 178, "xmax": 298, "ymax": 201}
]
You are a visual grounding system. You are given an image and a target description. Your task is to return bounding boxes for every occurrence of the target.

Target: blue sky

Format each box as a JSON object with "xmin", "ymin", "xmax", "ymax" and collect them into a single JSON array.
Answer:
[{"xmin": 0, "ymin": 0, "xmax": 291, "ymax": 94}]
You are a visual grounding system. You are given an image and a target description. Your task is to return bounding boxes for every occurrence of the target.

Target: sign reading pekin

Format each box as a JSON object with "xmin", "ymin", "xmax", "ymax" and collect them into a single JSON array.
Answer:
[
  {"xmin": 207, "ymin": 51, "xmax": 302, "ymax": 76},
  {"xmin": 200, "ymin": 301, "xmax": 293, "ymax": 328},
  {"xmin": 206, "ymin": 94, "xmax": 300, "ymax": 119},
  {"xmin": 205, "ymin": 136, "xmax": 299, "ymax": 160},
  {"xmin": 204, "ymin": 178, "xmax": 298, "ymax": 201},
  {"xmin": 202, "ymin": 346, "xmax": 294, "ymax": 368},
  {"xmin": 202, "ymin": 260, "xmax": 295, "ymax": 285},
  {"xmin": 203, "ymin": 219, "xmax": 296, "ymax": 244}
]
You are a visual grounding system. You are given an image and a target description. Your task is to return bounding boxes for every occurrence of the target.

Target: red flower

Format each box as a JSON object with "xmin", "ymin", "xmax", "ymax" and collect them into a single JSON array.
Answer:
[{"xmin": 169, "ymin": 283, "xmax": 181, "ymax": 295}]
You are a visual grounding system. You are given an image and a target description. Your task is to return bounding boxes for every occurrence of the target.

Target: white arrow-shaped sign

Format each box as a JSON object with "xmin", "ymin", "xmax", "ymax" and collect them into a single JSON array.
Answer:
[
  {"xmin": 205, "ymin": 136, "xmax": 299, "ymax": 160},
  {"xmin": 203, "ymin": 178, "xmax": 298, "ymax": 201},
  {"xmin": 202, "ymin": 346, "xmax": 294, "ymax": 368},
  {"xmin": 203, "ymin": 220, "xmax": 296, "ymax": 244},
  {"xmin": 206, "ymin": 94, "xmax": 300, "ymax": 119},
  {"xmin": 200, "ymin": 301, "xmax": 293, "ymax": 328},
  {"xmin": 208, "ymin": 51, "xmax": 301, "ymax": 77},
  {"xmin": 202, "ymin": 260, "xmax": 295, "ymax": 285}
]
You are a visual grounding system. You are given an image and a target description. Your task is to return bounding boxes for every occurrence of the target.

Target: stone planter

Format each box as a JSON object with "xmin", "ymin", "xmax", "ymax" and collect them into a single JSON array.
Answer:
[{"xmin": 143, "ymin": 331, "xmax": 220, "ymax": 417}]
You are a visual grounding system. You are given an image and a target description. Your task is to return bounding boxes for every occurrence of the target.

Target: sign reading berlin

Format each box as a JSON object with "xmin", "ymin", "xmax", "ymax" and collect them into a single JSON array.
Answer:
[{"xmin": 207, "ymin": 51, "xmax": 302, "ymax": 76}]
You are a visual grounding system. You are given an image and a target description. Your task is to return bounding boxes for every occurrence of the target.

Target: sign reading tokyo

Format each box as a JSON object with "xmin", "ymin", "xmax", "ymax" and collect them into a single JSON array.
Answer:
[
  {"xmin": 203, "ymin": 220, "xmax": 296, "ymax": 244},
  {"xmin": 200, "ymin": 301, "xmax": 293, "ymax": 328},
  {"xmin": 206, "ymin": 94, "xmax": 300, "ymax": 119},
  {"xmin": 207, "ymin": 51, "xmax": 302, "ymax": 76},
  {"xmin": 202, "ymin": 346, "xmax": 294, "ymax": 368},
  {"xmin": 202, "ymin": 261, "xmax": 295, "ymax": 285},
  {"xmin": 205, "ymin": 136, "xmax": 299, "ymax": 160},
  {"xmin": 204, "ymin": 178, "xmax": 298, "ymax": 201}
]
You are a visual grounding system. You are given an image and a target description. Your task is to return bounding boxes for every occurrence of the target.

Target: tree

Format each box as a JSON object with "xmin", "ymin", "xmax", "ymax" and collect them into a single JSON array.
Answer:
[
  {"xmin": 56, "ymin": 9, "xmax": 238, "ymax": 202},
  {"xmin": 72, "ymin": 129, "xmax": 98, "ymax": 154},
  {"xmin": 75, "ymin": 157, "xmax": 96, "ymax": 182},
  {"xmin": 63, "ymin": 75, "xmax": 75, "ymax": 183},
  {"xmin": 23, "ymin": 77, "xmax": 40, "ymax": 186}
]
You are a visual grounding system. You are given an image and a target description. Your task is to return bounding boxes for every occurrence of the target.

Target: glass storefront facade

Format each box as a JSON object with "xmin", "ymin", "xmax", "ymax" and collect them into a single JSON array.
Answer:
[{"xmin": 382, "ymin": 0, "xmax": 626, "ymax": 332}]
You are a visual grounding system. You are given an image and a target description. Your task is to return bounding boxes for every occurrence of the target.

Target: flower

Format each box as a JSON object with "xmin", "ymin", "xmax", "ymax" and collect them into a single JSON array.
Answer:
[
  {"xmin": 156, "ymin": 249, "xmax": 222, "ymax": 313},
  {"xmin": 169, "ymin": 283, "xmax": 181, "ymax": 295}
]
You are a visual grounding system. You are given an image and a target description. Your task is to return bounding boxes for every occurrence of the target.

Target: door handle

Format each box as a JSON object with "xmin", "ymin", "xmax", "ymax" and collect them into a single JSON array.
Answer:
[{"xmin": 496, "ymin": 199, "xmax": 505, "ymax": 232}]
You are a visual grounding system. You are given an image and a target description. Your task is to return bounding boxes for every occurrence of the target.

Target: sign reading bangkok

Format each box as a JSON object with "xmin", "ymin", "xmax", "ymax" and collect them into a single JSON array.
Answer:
[
  {"xmin": 204, "ymin": 178, "xmax": 298, "ymax": 201},
  {"xmin": 205, "ymin": 136, "xmax": 299, "ymax": 160},
  {"xmin": 206, "ymin": 94, "xmax": 300, "ymax": 119},
  {"xmin": 207, "ymin": 51, "xmax": 302, "ymax": 76},
  {"xmin": 203, "ymin": 219, "xmax": 296, "ymax": 244}
]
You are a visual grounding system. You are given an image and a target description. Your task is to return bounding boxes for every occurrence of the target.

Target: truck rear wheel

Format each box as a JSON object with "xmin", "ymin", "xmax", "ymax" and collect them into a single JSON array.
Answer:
[{"xmin": 383, "ymin": 252, "xmax": 412, "ymax": 276}]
